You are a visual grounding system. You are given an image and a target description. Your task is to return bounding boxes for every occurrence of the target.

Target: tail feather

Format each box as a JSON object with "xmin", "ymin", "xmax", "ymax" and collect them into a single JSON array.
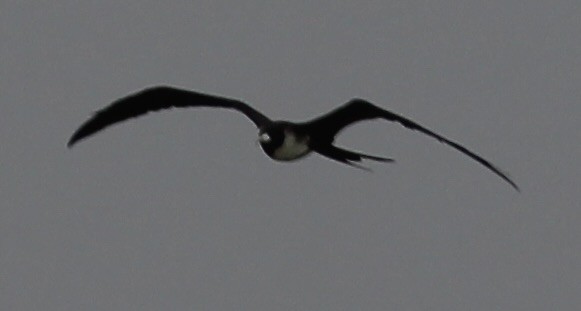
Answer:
[
  {"xmin": 313, "ymin": 144, "xmax": 394, "ymax": 170},
  {"xmin": 330, "ymin": 145, "xmax": 394, "ymax": 163},
  {"xmin": 358, "ymin": 153, "xmax": 395, "ymax": 162}
]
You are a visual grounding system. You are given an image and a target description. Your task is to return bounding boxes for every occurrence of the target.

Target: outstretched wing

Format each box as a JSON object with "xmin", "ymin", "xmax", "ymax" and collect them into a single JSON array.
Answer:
[
  {"xmin": 68, "ymin": 86, "xmax": 271, "ymax": 147},
  {"xmin": 305, "ymin": 99, "xmax": 519, "ymax": 191}
]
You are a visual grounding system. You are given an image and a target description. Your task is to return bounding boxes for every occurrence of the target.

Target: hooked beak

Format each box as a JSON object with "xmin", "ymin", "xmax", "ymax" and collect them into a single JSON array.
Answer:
[{"xmin": 258, "ymin": 132, "xmax": 271, "ymax": 143}]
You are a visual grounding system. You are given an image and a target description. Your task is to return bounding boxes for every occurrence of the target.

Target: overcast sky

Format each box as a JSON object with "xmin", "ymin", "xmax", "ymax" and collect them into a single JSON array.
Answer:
[{"xmin": 2, "ymin": 1, "xmax": 580, "ymax": 310}]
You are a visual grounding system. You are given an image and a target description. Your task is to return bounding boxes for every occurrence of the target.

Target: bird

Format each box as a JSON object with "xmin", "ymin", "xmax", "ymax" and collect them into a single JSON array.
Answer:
[{"xmin": 68, "ymin": 86, "xmax": 519, "ymax": 191}]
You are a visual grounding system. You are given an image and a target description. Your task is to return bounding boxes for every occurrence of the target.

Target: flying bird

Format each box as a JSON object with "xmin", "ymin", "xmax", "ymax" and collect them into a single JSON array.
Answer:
[{"xmin": 68, "ymin": 86, "xmax": 519, "ymax": 191}]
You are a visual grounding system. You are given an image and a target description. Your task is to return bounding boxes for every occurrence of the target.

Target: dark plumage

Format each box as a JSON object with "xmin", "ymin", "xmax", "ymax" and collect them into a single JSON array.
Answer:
[{"xmin": 69, "ymin": 86, "xmax": 519, "ymax": 191}]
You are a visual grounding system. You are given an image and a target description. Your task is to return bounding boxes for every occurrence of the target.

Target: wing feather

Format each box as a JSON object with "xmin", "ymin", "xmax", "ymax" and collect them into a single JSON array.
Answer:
[
  {"xmin": 306, "ymin": 99, "xmax": 519, "ymax": 191},
  {"xmin": 68, "ymin": 86, "xmax": 271, "ymax": 147}
]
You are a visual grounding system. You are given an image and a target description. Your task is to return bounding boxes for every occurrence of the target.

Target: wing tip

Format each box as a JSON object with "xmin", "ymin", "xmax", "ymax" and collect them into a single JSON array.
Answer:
[
  {"xmin": 491, "ymin": 166, "xmax": 520, "ymax": 192},
  {"xmin": 67, "ymin": 127, "xmax": 91, "ymax": 148},
  {"xmin": 67, "ymin": 135, "xmax": 80, "ymax": 148},
  {"xmin": 506, "ymin": 178, "xmax": 521, "ymax": 193}
]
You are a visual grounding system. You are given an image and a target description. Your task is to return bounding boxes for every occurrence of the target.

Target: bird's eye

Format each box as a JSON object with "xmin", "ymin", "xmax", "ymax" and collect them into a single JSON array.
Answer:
[{"xmin": 259, "ymin": 133, "xmax": 271, "ymax": 143}]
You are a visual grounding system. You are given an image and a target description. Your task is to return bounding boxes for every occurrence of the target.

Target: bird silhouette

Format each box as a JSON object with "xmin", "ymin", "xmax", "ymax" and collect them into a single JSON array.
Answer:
[{"xmin": 68, "ymin": 86, "xmax": 519, "ymax": 191}]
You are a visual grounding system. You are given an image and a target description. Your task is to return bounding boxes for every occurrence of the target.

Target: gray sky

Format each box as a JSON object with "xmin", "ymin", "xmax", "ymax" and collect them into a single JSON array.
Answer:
[{"xmin": 2, "ymin": 1, "xmax": 580, "ymax": 310}]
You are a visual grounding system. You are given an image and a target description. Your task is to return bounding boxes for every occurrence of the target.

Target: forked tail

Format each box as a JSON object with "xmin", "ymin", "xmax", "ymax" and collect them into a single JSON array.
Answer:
[{"xmin": 313, "ymin": 144, "xmax": 394, "ymax": 171}]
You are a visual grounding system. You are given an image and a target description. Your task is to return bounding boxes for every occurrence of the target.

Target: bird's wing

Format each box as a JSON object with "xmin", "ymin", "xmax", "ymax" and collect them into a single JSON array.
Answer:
[
  {"xmin": 305, "ymin": 99, "xmax": 519, "ymax": 191},
  {"xmin": 68, "ymin": 86, "xmax": 271, "ymax": 147}
]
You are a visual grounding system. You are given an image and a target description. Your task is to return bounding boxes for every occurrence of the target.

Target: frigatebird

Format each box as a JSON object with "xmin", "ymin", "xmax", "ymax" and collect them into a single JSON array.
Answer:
[{"xmin": 68, "ymin": 86, "xmax": 518, "ymax": 191}]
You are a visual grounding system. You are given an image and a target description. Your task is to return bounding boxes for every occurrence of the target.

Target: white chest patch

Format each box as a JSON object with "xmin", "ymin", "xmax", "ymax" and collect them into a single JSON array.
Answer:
[{"xmin": 272, "ymin": 131, "xmax": 311, "ymax": 161}]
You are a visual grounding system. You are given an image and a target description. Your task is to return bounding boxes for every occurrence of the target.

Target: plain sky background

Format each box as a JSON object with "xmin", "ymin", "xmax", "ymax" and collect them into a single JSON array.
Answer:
[{"xmin": 2, "ymin": 1, "xmax": 580, "ymax": 310}]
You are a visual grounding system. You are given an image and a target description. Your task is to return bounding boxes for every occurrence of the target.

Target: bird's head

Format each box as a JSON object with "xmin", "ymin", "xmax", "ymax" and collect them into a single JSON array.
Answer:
[{"xmin": 257, "ymin": 125, "xmax": 285, "ymax": 155}]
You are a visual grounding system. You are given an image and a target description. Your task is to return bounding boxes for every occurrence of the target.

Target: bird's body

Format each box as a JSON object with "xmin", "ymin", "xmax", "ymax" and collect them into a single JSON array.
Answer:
[
  {"xmin": 269, "ymin": 128, "xmax": 311, "ymax": 161},
  {"xmin": 68, "ymin": 86, "xmax": 519, "ymax": 191}
]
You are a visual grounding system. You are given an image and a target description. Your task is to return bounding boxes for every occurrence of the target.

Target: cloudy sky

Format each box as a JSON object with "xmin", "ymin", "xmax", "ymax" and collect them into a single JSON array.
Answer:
[{"xmin": 2, "ymin": 1, "xmax": 580, "ymax": 310}]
